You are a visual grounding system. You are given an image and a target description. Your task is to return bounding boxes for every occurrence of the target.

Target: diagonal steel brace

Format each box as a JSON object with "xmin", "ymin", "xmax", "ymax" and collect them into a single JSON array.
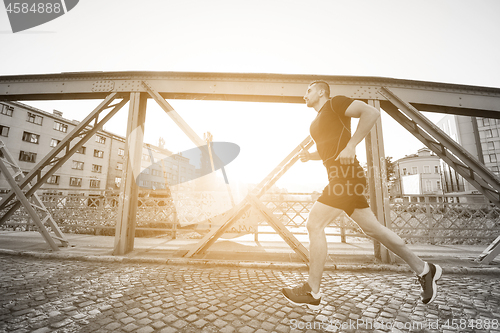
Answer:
[{"xmin": 184, "ymin": 136, "xmax": 314, "ymax": 260}]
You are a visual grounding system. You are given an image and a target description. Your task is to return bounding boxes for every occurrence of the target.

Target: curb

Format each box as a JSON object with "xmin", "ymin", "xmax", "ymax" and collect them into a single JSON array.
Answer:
[{"xmin": 1, "ymin": 248, "xmax": 499, "ymax": 275}]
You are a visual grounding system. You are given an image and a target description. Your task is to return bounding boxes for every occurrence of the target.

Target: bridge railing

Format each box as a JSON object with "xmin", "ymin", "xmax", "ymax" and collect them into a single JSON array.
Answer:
[{"xmin": 1, "ymin": 190, "xmax": 499, "ymax": 244}]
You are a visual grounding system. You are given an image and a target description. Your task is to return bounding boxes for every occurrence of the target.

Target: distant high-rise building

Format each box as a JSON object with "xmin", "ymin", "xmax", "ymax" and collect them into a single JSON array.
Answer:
[{"xmin": 436, "ymin": 115, "xmax": 500, "ymax": 198}]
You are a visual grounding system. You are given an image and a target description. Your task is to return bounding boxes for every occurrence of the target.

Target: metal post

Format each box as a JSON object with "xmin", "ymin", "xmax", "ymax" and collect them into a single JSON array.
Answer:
[
  {"xmin": 340, "ymin": 215, "xmax": 346, "ymax": 243},
  {"xmin": 365, "ymin": 100, "xmax": 395, "ymax": 263},
  {"xmin": 425, "ymin": 196, "xmax": 434, "ymax": 245},
  {"xmin": 113, "ymin": 93, "xmax": 147, "ymax": 255}
]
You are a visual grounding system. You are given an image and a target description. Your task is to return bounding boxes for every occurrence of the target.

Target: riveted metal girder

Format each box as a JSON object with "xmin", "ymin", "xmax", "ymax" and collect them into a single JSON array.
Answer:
[
  {"xmin": 379, "ymin": 87, "xmax": 500, "ymax": 206},
  {"xmin": 1, "ymin": 71, "xmax": 500, "ymax": 117},
  {"xmin": 0, "ymin": 93, "xmax": 129, "ymax": 224}
]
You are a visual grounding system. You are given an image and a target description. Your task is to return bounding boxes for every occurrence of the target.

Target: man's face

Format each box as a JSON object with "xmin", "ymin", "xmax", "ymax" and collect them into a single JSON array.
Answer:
[{"xmin": 304, "ymin": 84, "xmax": 322, "ymax": 108}]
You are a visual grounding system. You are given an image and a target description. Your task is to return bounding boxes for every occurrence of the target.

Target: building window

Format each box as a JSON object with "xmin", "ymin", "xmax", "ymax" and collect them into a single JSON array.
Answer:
[
  {"xmin": 0, "ymin": 104, "xmax": 14, "ymax": 116},
  {"xmin": 76, "ymin": 146, "xmax": 86, "ymax": 154},
  {"xmin": 27, "ymin": 112, "xmax": 43, "ymax": 125},
  {"xmin": 425, "ymin": 181, "xmax": 432, "ymax": 192},
  {"xmin": 89, "ymin": 179, "xmax": 100, "ymax": 188},
  {"xmin": 115, "ymin": 177, "xmax": 122, "ymax": 187},
  {"xmin": 19, "ymin": 151, "xmax": 37, "ymax": 163},
  {"xmin": 492, "ymin": 166, "xmax": 500, "ymax": 175},
  {"xmin": 50, "ymin": 138, "xmax": 61, "ymax": 147},
  {"xmin": 142, "ymin": 153, "xmax": 151, "ymax": 161},
  {"xmin": 69, "ymin": 177, "xmax": 82, "ymax": 187},
  {"xmin": 139, "ymin": 180, "xmax": 150, "ymax": 187},
  {"xmin": 95, "ymin": 135, "xmax": 106, "ymax": 144},
  {"xmin": 91, "ymin": 164, "xmax": 102, "ymax": 173},
  {"xmin": 491, "ymin": 154, "xmax": 498, "ymax": 163},
  {"xmin": 53, "ymin": 121, "xmax": 68, "ymax": 133},
  {"xmin": 143, "ymin": 168, "xmax": 150, "ymax": 175},
  {"xmin": 434, "ymin": 166, "xmax": 439, "ymax": 174},
  {"xmin": 93, "ymin": 149, "xmax": 104, "ymax": 158},
  {"xmin": 402, "ymin": 168, "xmax": 407, "ymax": 176},
  {"xmin": 436, "ymin": 181, "xmax": 441, "ymax": 190},
  {"xmin": 118, "ymin": 148, "xmax": 124, "ymax": 157},
  {"xmin": 424, "ymin": 166, "xmax": 430, "ymax": 174},
  {"xmin": 22, "ymin": 131, "xmax": 40, "ymax": 144},
  {"xmin": 412, "ymin": 166, "xmax": 418, "ymax": 174},
  {"xmin": 152, "ymin": 169, "xmax": 161, "ymax": 177},
  {"xmin": 488, "ymin": 142, "xmax": 495, "ymax": 150},
  {"xmin": 116, "ymin": 162, "xmax": 123, "ymax": 170},
  {"xmin": 0, "ymin": 125, "xmax": 9, "ymax": 137},
  {"xmin": 46, "ymin": 175, "xmax": 60, "ymax": 184},
  {"xmin": 72, "ymin": 161, "xmax": 84, "ymax": 170}
]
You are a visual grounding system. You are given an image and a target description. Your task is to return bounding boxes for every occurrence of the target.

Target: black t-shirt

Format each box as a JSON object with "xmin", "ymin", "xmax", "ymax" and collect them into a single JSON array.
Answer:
[{"xmin": 309, "ymin": 96, "xmax": 354, "ymax": 165}]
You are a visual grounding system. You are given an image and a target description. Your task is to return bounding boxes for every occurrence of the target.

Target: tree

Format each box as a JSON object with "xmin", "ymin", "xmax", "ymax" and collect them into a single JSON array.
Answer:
[
  {"xmin": 385, "ymin": 156, "xmax": 396, "ymax": 187},
  {"xmin": 362, "ymin": 156, "xmax": 397, "ymax": 197}
]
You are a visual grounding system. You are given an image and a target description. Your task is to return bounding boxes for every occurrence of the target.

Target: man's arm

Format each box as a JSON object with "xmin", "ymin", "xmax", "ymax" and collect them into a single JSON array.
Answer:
[
  {"xmin": 335, "ymin": 100, "xmax": 380, "ymax": 164},
  {"xmin": 299, "ymin": 150, "xmax": 321, "ymax": 162}
]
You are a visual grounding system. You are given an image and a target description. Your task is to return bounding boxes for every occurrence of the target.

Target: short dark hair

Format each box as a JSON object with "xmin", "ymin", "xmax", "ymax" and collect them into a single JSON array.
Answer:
[{"xmin": 309, "ymin": 80, "xmax": 330, "ymax": 97}]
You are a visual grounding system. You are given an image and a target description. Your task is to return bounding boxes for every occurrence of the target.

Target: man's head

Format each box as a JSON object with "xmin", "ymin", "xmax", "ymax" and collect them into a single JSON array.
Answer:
[{"xmin": 304, "ymin": 80, "xmax": 330, "ymax": 110}]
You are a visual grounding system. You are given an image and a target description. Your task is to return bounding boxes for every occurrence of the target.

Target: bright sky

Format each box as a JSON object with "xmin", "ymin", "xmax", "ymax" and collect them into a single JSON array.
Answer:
[{"xmin": 1, "ymin": 0, "xmax": 499, "ymax": 193}]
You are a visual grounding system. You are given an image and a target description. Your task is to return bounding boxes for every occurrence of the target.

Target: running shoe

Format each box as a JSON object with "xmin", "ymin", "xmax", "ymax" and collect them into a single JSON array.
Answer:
[
  {"xmin": 282, "ymin": 282, "xmax": 322, "ymax": 310},
  {"xmin": 418, "ymin": 263, "xmax": 442, "ymax": 304}
]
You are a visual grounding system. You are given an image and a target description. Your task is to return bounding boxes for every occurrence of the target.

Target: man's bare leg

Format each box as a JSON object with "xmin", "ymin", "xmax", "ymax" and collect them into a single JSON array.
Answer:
[
  {"xmin": 350, "ymin": 207, "xmax": 425, "ymax": 274},
  {"xmin": 306, "ymin": 201, "xmax": 344, "ymax": 293}
]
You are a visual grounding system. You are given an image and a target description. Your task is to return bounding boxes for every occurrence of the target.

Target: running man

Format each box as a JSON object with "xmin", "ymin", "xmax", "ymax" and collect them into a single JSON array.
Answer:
[{"xmin": 282, "ymin": 81, "xmax": 441, "ymax": 310}]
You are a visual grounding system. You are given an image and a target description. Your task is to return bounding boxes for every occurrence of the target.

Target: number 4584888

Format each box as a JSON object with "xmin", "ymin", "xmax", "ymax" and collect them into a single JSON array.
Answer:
[{"xmin": 6, "ymin": 3, "xmax": 62, "ymax": 14}]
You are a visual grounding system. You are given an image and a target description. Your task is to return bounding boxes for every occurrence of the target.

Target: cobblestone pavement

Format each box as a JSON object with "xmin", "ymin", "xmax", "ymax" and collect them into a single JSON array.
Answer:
[{"xmin": 1, "ymin": 254, "xmax": 499, "ymax": 333}]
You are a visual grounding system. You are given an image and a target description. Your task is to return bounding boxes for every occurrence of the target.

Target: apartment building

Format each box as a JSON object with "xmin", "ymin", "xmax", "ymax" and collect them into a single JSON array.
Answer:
[
  {"xmin": 392, "ymin": 147, "xmax": 443, "ymax": 202},
  {"xmin": 0, "ymin": 101, "xmax": 196, "ymax": 195}
]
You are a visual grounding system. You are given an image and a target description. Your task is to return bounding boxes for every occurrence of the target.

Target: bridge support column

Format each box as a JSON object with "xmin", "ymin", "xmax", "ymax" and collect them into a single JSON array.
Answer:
[
  {"xmin": 365, "ymin": 99, "xmax": 395, "ymax": 263},
  {"xmin": 114, "ymin": 92, "xmax": 147, "ymax": 255}
]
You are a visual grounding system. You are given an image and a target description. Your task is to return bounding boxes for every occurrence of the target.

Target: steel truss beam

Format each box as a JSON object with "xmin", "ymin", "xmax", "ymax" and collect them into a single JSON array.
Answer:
[
  {"xmin": 0, "ymin": 140, "xmax": 68, "ymax": 250},
  {"xmin": 379, "ymin": 87, "xmax": 500, "ymax": 205},
  {"xmin": 1, "ymin": 72, "xmax": 500, "ymax": 118},
  {"xmin": 378, "ymin": 87, "xmax": 500, "ymax": 264},
  {"xmin": 184, "ymin": 136, "xmax": 314, "ymax": 261},
  {"xmin": 0, "ymin": 93, "xmax": 129, "ymax": 225},
  {"xmin": 1, "ymin": 71, "xmax": 499, "ymax": 262}
]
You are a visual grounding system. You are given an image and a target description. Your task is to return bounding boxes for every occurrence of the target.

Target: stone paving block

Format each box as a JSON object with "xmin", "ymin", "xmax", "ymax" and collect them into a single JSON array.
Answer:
[
  {"xmin": 238, "ymin": 326, "xmax": 255, "ymax": 333},
  {"xmin": 122, "ymin": 322, "xmax": 139, "ymax": 332},
  {"xmin": 186, "ymin": 306, "xmax": 199, "ymax": 313},
  {"xmin": 120, "ymin": 317, "xmax": 136, "ymax": 325},
  {"xmin": 127, "ymin": 307, "xmax": 142, "ymax": 315},
  {"xmin": 185, "ymin": 314, "xmax": 198, "ymax": 322},
  {"xmin": 193, "ymin": 318, "xmax": 209, "ymax": 328},
  {"xmin": 31, "ymin": 328, "xmax": 51, "ymax": 333},
  {"xmin": 204, "ymin": 313, "xmax": 218, "ymax": 321},
  {"xmin": 49, "ymin": 318, "xmax": 72, "ymax": 329},
  {"xmin": 172, "ymin": 319, "xmax": 188, "ymax": 329},
  {"xmin": 136, "ymin": 326, "xmax": 155, "ymax": 333},
  {"xmin": 151, "ymin": 320, "xmax": 167, "ymax": 329},
  {"xmin": 104, "ymin": 322, "xmax": 121, "ymax": 330}
]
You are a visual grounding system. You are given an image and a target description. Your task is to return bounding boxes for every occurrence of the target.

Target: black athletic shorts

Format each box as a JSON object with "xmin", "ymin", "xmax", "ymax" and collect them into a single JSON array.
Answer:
[{"xmin": 317, "ymin": 160, "xmax": 370, "ymax": 216}]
